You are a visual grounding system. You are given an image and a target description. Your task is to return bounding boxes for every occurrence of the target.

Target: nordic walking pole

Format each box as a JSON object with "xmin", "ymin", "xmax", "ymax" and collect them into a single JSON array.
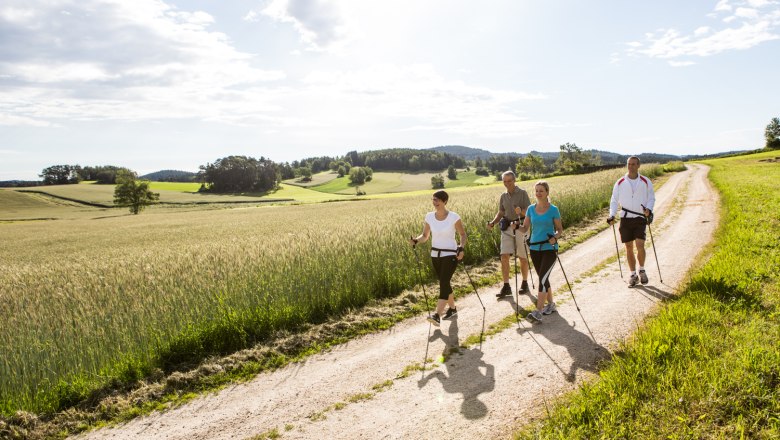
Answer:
[
  {"xmin": 461, "ymin": 261, "xmax": 486, "ymax": 349},
  {"xmin": 611, "ymin": 222, "xmax": 623, "ymax": 278},
  {"xmin": 642, "ymin": 205, "xmax": 663, "ymax": 283},
  {"xmin": 410, "ymin": 237, "xmax": 433, "ymax": 378},
  {"xmin": 512, "ymin": 228, "xmax": 519, "ymax": 317},
  {"xmin": 647, "ymin": 224, "xmax": 662, "ymax": 282},
  {"xmin": 410, "ymin": 238, "xmax": 432, "ymax": 316},
  {"xmin": 549, "ymin": 234, "xmax": 597, "ymax": 343},
  {"xmin": 525, "ymin": 237, "xmax": 535, "ymax": 290}
]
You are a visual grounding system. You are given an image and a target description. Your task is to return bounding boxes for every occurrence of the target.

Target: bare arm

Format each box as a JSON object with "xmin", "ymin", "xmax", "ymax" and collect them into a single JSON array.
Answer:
[
  {"xmin": 487, "ymin": 208, "xmax": 504, "ymax": 230},
  {"xmin": 518, "ymin": 207, "xmax": 531, "ymax": 233},
  {"xmin": 409, "ymin": 222, "xmax": 431, "ymax": 246},
  {"xmin": 455, "ymin": 219, "xmax": 467, "ymax": 260}
]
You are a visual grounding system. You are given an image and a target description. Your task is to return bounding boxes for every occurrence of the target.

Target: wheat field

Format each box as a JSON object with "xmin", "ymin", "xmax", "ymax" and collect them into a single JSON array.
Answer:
[{"xmin": 0, "ymin": 166, "xmax": 658, "ymax": 414}]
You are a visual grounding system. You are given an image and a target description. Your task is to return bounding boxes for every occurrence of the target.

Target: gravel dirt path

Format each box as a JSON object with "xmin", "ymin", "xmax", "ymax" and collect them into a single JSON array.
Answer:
[{"xmin": 79, "ymin": 164, "xmax": 718, "ymax": 440}]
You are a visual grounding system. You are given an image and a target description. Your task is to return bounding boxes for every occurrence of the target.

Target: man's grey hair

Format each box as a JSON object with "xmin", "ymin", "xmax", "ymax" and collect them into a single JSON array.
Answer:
[
  {"xmin": 627, "ymin": 156, "xmax": 640, "ymax": 164},
  {"xmin": 501, "ymin": 170, "xmax": 516, "ymax": 180}
]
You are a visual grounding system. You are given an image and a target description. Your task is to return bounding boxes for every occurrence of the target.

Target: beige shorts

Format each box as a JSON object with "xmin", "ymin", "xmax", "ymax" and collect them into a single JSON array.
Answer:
[{"xmin": 500, "ymin": 230, "xmax": 528, "ymax": 259}]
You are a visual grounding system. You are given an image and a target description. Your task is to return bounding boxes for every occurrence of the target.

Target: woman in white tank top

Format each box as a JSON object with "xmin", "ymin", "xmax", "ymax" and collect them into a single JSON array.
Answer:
[{"xmin": 409, "ymin": 190, "xmax": 467, "ymax": 326}]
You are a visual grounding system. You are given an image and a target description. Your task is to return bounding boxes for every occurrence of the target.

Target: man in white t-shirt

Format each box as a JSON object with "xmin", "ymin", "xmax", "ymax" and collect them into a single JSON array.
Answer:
[{"xmin": 607, "ymin": 156, "xmax": 656, "ymax": 287}]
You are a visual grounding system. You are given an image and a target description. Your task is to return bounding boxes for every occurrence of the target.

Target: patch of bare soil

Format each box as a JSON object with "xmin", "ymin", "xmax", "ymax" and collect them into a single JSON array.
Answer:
[{"xmin": 69, "ymin": 165, "xmax": 717, "ymax": 440}]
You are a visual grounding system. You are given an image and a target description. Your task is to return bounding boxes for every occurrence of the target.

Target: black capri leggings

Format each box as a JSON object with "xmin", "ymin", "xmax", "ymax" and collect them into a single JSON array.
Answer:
[
  {"xmin": 530, "ymin": 249, "xmax": 557, "ymax": 293},
  {"xmin": 431, "ymin": 256, "xmax": 458, "ymax": 300}
]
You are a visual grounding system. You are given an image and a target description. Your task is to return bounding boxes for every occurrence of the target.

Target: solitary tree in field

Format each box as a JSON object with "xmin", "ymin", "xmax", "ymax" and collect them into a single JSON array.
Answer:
[
  {"xmin": 766, "ymin": 117, "xmax": 780, "ymax": 150},
  {"xmin": 297, "ymin": 166, "xmax": 312, "ymax": 181},
  {"xmin": 447, "ymin": 165, "xmax": 458, "ymax": 180},
  {"xmin": 113, "ymin": 170, "xmax": 160, "ymax": 214},
  {"xmin": 349, "ymin": 166, "xmax": 367, "ymax": 184},
  {"xmin": 431, "ymin": 174, "xmax": 445, "ymax": 189}
]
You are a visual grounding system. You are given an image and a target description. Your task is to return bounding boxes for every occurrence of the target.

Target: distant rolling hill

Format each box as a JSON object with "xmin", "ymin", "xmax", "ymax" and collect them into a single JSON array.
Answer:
[
  {"xmin": 140, "ymin": 169, "xmax": 197, "ymax": 182},
  {"xmin": 430, "ymin": 145, "xmax": 684, "ymax": 164},
  {"xmin": 428, "ymin": 145, "xmax": 494, "ymax": 160}
]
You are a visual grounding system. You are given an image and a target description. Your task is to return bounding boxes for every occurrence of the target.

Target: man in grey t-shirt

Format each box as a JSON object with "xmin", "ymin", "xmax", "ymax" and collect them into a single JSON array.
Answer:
[{"xmin": 487, "ymin": 170, "xmax": 531, "ymax": 298}]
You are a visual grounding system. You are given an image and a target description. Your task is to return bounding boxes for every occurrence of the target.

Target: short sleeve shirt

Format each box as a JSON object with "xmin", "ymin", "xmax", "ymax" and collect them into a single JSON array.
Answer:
[
  {"xmin": 499, "ymin": 186, "xmax": 531, "ymax": 221},
  {"xmin": 425, "ymin": 211, "xmax": 461, "ymax": 257},
  {"xmin": 527, "ymin": 204, "xmax": 561, "ymax": 251}
]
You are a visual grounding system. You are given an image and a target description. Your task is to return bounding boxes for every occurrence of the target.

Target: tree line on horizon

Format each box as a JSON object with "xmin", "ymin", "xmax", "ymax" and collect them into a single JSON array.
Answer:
[{"xmin": 15, "ymin": 116, "xmax": 780, "ymax": 192}]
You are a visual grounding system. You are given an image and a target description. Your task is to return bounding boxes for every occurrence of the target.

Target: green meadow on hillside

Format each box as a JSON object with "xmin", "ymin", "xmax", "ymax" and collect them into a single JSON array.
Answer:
[
  {"xmin": 282, "ymin": 171, "xmax": 341, "ymax": 187},
  {"xmin": 309, "ymin": 170, "xmax": 490, "ymax": 195},
  {"xmin": 0, "ymin": 189, "xmax": 105, "ymax": 221}
]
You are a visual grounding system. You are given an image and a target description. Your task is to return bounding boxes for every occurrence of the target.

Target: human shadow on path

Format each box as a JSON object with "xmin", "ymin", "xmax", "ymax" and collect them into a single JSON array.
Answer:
[
  {"xmin": 422, "ymin": 314, "xmax": 461, "ymax": 376},
  {"xmin": 500, "ymin": 288, "xmax": 537, "ymax": 316},
  {"xmin": 518, "ymin": 311, "xmax": 610, "ymax": 382},
  {"xmin": 417, "ymin": 344, "xmax": 496, "ymax": 420},
  {"xmin": 632, "ymin": 283, "xmax": 674, "ymax": 301}
]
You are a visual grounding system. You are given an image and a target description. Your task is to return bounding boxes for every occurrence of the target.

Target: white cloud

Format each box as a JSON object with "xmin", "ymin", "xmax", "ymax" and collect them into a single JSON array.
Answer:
[
  {"xmin": 297, "ymin": 64, "xmax": 548, "ymax": 138},
  {"xmin": 258, "ymin": 0, "xmax": 349, "ymax": 51},
  {"xmin": 715, "ymin": 0, "xmax": 733, "ymax": 12},
  {"xmin": 0, "ymin": 0, "xmax": 287, "ymax": 127},
  {"xmin": 0, "ymin": 112, "xmax": 54, "ymax": 127},
  {"xmin": 0, "ymin": 0, "xmax": 552, "ymax": 139},
  {"xmin": 626, "ymin": 0, "xmax": 780, "ymax": 61},
  {"xmin": 8, "ymin": 62, "xmax": 116, "ymax": 83},
  {"xmin": 669, "ymin": 60, "xmax": 696, "ymax": 67},
  {"xmin": 735, "ymin": 7, "xmax": 760, "ymax": 18}
]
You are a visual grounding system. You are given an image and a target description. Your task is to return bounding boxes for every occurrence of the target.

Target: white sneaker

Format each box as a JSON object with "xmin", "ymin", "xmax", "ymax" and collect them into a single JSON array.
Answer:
[{"xmin": 542, "ymin": 302, "xmax": 557, "ymax": 315}]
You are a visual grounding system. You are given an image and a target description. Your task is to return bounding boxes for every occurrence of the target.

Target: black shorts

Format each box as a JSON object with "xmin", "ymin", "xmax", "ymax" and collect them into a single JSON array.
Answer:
[{"xmin": 619, "ymin": 216, "xmax": 647, "ymax": 243}]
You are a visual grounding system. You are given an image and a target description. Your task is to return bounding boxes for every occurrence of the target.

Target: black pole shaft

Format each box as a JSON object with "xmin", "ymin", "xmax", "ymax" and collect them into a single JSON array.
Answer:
[
  {"xmin": 525, "ymin": 239, "xmax": 535, "ymax": 290},
  {"xmin": 612, "ymin": 223, "xmax": 623, "ymax": 278},
  {"xmin": 555, "ymin": 251, "xmax": 598, "ymax": 343},
  {"xmin": 513, "ymin": 230, "xmax": 519, "ymax": 316},
  {"xmin": 461, "ymin": 262, "xmax": 486, "ymax": 349},
  {"xmin": 410, "ymin": 244, "xmax": 432, "ymax": 316},
  {"xmin": 647, "ymin": 223, "xmax": 663, "ymax": 283},
  {"xmin": 555, "ymin": 252, "xmax": 580, "ymax": 312}
]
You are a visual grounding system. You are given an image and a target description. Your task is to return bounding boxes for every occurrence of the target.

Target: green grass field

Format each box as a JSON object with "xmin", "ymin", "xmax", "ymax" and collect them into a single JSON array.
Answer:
[
  {"xmin": 517, "ymin": 151, "xmax": 780, "ymax": 439},
  {"xmin": 444, "ymin": 170, "xmax": 491, "ymax": 188},
  {"xmin": 148, "ymin": 181, "xmax": 202, "ymax": 192},
  {"xmin": 12, "ymin": 170, "xmax": 492, "ymax": 209},
  {"xmin": 309, "ymin": 171, "xmax": 434, "ymax": 194},
  {"xmin": 282, "ymin": 171, "xmax": 340, "ymax": 187},
  {"xmin": 0, "ymin": 189, "xmax": 106, "ymax": 221},
  {"xmin": 13, "ymin": 183, "xmax": 299, "ymax": 206},
  {"xmin": 309, "ymin": 169, "xmax": 493, "ymax": 195}
]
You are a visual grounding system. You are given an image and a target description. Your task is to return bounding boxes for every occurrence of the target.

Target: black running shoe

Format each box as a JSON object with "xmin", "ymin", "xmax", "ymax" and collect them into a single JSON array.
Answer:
[
  {"xmin": 496, "ymin": 284, "xmax": 512, "ymax": 298},
  {"xmin": 426, "ymin": 313, "xmax": 441, "ymax": 326},
  {"xmin": 520, "ymin": 280, "xmax": 529, "ymax": 293},
  {"xmin": 443, "ymin": 308, "xmax": 457, "ymax": 320}
]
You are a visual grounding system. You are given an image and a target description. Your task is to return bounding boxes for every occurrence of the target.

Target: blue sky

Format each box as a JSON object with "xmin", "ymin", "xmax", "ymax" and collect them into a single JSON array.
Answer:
[{"xmin": 1, "ymin": 0, "xmax": 778, "ymax": 180}]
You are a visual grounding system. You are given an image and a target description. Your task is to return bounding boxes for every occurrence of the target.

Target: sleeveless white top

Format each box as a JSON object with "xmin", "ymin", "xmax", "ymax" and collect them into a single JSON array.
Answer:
[{"xmin": 425, "ymin": 211, "xmax": 461, "ymax": 257}]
